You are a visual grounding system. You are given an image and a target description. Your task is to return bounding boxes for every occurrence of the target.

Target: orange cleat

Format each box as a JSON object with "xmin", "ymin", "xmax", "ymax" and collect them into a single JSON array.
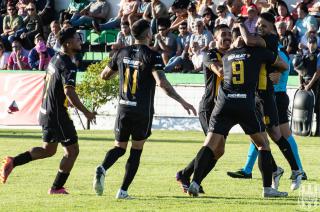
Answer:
[{"xmin": 0, "ymin": 157, "xmax": 14, "ymax": 184}]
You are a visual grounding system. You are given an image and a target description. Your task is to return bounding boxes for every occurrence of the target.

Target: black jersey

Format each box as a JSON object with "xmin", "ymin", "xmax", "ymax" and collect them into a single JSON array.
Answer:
[
  {"xmin": 39, "ymin": 53, "xmax": 77, "ymax": 126},
  {"xmin": 109, "ymin": 44, "xmax": 164, "ymax": 115},
  {"xmin": 257, "ymin": 34, "xmax": 279, "ymax": 91},
  {"xmin": 221, "ymin": 46, "xmax": 277, "ymax": 97},
  {"xmin": 199, "ymin": 48, "xmax": 223, "ymax": 112}
]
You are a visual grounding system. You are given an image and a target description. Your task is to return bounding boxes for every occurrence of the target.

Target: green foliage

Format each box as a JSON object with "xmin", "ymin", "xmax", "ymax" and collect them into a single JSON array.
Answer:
[{"xmin": 77, "ymin": 58, "xmax": 118, "ymax": 112}]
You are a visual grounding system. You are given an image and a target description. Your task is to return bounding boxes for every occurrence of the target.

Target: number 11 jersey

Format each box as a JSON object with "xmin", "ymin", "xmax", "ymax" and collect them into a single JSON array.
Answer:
[{"xmin": 108, "ymin": 44, "xmax": 164, "ymax": 115}]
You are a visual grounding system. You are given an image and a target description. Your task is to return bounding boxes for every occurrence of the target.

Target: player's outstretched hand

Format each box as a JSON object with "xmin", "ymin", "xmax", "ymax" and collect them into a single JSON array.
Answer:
[
  {"xmin": 85, "ymin": 111, "xmax": 97, "ymax": 124},
  {"xmin": 182, "ymin": 102, "xmax": 197, "ymax": 116}
]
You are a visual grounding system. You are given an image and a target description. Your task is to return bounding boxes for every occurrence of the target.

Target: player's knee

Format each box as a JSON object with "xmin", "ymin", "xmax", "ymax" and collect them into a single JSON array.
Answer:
[
  {"xmin": 213, "ymin": 146, "xmax": 225, "ymax": 159},
  {"xmin": 267, "ymin": 128, "xmax": 281, "ymax": 141},
  {"xmin": 65, "ymin": 146, "xmax": 80, "ymax": 160},
  {"xmin": 44, "ymin": 147, "xmax": 57, "ymax": 157}
]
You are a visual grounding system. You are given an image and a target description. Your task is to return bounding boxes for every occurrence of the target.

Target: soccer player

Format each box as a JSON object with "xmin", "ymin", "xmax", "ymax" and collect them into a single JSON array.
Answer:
[
  {"xmin": 176, "ymin": 24, "xmax": 232, "ymax": 194},
  {"xmin": 227, "ymin": 13, "xmax": 304, "ymax": 190},
  {"xmin": 93, "ymin": 19, "xmax": 197, "ymax": 199},
  {"xmin": 227, "ymin": 45, "xmax": 307, "ymax": 184},
  {"xmin": 186, "ymin": 27, "xmax": 289, "ymax": 198},
  {"xmin": 0, "ymin": 27, "xmax": 96, "ymax": 194}
]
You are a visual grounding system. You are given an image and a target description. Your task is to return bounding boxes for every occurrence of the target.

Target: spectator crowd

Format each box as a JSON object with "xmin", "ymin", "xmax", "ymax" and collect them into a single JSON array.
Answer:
[{"xmin": 0, "ymin": 0, "xmax": 319, "ymax": 75}]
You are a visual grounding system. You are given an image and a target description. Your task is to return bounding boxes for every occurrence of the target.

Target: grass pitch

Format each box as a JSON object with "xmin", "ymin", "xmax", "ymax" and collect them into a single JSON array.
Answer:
[{"xmin": 0, "ymin": 129, "xmax": 319, "ymax": 212}]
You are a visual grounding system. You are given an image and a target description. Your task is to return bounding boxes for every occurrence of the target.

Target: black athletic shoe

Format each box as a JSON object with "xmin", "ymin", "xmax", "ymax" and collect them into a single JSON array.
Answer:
[
  {"xmin": 176, "ymin": 171, "xmax": 190, "ymax": 193},
  {"xmin": 199, "ymin": 185, "xmax": 205, "ymax": 194},
  {"xmin": 290, "ymin": 171, "xmax": 308, "ymax": 180},
  {"xmin": 227, "ymin": 169, "xmax": 252, "ymax": 179}
]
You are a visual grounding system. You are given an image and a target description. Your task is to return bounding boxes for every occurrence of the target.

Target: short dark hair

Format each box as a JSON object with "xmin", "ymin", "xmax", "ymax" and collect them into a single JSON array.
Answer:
[
  {"xmin": 158, "ymin": 18, "xmax": 171, "ymax": 28},
  {"xmin": 179, "ymin": 22, "xmax": 187, "ymax": 27},
  {"xmin": 259, "ymin": 12, "xmax": 275, "ymax": 24},
  {"xmin": 232, "ymin": 27, "xmax": 241, "ymax": 39},
  {"xmin": 214, "ymin": 24, "xmax": 230, "ymax": 36},
  {"xmin": 57, "ymin": 27, "xmax": 77, "ymax": 45},
  {"xmin": 131, "ymin": 19, "xmax": 150, "ymax": 40},
  {"xmin": 298, "ymin": 4, "xmax": 308, "ymax": 14},
  {"xmin": 11, "ymin": 37, "xmax": 22, "ymax": 44},
  {"xmin": 34, "ymin": 33, "xmax": 43, "ymax": 41}
]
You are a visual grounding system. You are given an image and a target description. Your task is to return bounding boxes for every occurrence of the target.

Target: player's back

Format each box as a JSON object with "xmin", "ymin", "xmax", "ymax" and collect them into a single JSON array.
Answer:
[
  {"xmin": 221, "ymin": 46, "xmax": 277, "ymax": 97},
  {"xmin": 112, "ymin": 44, "xmax": 163, "ymax": 115}
]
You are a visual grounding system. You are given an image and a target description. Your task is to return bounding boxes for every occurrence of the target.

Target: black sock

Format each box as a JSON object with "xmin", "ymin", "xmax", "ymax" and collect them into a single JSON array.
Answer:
[
  {"xmin": 52, "ymin": 172, "xmax": 70, "ymax": 189},
  {"xmin": 13, "ymin": 151, "xmax": 32, "ymax": 167},
  {"xmin": 271, "ymin": 154, "xmax": 278, "ymax": 172},
  {"xmin": 101, "ymin": 147, "xmax": 126, "ymax": 171},
  {"xmin": 201, "ymin": 159, "xmax": 217, "ymax": 180},
  {"xmin": 121, "ymin": 148, "xmax": 143, "ymax": 191},
  {"xmin": 192, "ymin": 146, "xmax": 217, "ymax": 185},
  {"xmin": 276, "ymin": 136, "xmax": 299, "ymax": 170},
  {"xmin": 181, "ymin": 158, "xmax": 195, "ymax": 179},
  {"xmin": 258, "ymin": 150, "xmax": 273, "ymax": 187}
]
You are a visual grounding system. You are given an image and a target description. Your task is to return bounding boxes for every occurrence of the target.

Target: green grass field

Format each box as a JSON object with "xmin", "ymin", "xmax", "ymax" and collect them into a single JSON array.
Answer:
[{"xmin": 0, "ymin": 130, "xmax": 319, "ymax": 212}]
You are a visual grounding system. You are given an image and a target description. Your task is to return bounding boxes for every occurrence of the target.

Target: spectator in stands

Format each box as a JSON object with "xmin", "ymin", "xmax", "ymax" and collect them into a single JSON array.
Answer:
[
  {"xmin": 309, "ymin": 1, "xmax": 320, "ymax": 21},
  {"xmin": 59, "ymin": 0, "xmax": 90, "ymax": 25},
  {"xmin": 166, "ymin": 6, "xmax": 188, "ymax": 32},
  {"xmin": 110, "ymin": 21, "xmax": 134, "ymax": 52},
  {"xmin": 291, "ymin": 0, "xmax": 316, "ymax": 20},
  {"xmin": 143, "ymin": 0, "xmax": 169, "ymax": 34},
  {"xmin": 186, "ymin": 2, "xmax": 201, "ymax": 32},
  {"xmin": 17, "ymin": 0, "xmax": 33, "ymax": 18},
  {"xmin": 275, "ymin": 1, "xmax": 294, "ymax": 30},
  {"xmin": 189, "ymin": 18, "xmax": 212, "ymax": 53},
  {"xmin": 92, "ymin": 0, "xmax": 139, "ymax": 32},
  {"xmin": 215, "ymin": 5, "xmax": 234, "ymax": 28},
  {"xmin": 190, "ymin": 41, "xmax": 204, "ymax": 73},
  {"xmin": 240, "ymin": 0, "xmax": 257, "ymax": 17},
  {"xmin": 244, "ymin": 5, "xmax": 258, "ymax": 34},
  {"xmin": 151, "ymin": 20, "xmax": 177, "ymax": 65},
  {"xmin": 276, "ymin": 21, "xmax": 298, "ymax": 55},
  {"xmin": 197, "ymin": 0, "xmax": 216, "ymax": 16},
  {"xmin": 202, "ymin": 7, "xmax": 216, "ymax": 33},
  {"xmin": 298, "ymin": 36, "xmax": 320, "ymax": 135},
  {"xmin": 16, "ymin": 3, "xmax": 43, "ymax": 49},
  {"xmin": 1, "ymin": 4, "xmax": 23, "ymax": 47},
  {"xmin": 226, "ymin": 0, "xmax": 242, "ymax": 17},
  {"xmin": 36, "ymin": 0, "xmax": 55, "ymax": 28},
  {"xmin": 70, "ymin": 0, "xmax": 109, "ymax": 28},
  {"xmin": 293, "ymin": 4, "xmax": 318, "ymax": 41},
  {"xmin": 7, "ymin": 38, "xmax": 30, "ymax": 70},
  {"xmin": 128, "ymin": 0, "xmax": 151, "ymax": 27},
  {"xmin": 258, "ymin": 0, "xmax": 278, "ymax": 16},
  {"xmin": 28, "ymin": 33, "xmax": 55, "ymax": 70},
  {"xmin": 0, "ymin": 40, "xmax": 10, "ymax": 70},
  {"xmin": 164, "ymin": 21, "xmax": 193, "ymax": 72},
  {"xmin": 299, "ymin": 25, "xmax": 320, "ymax": 55},
  {"xmin": 46, "ymin": 20, "xmax": 60, "ymax": 49}
]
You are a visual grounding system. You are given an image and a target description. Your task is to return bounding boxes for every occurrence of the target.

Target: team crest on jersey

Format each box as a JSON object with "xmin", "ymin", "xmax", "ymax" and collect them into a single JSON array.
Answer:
[{"xmin": 298, "ymin": 184, "xmax": 320, "ymax": 211}]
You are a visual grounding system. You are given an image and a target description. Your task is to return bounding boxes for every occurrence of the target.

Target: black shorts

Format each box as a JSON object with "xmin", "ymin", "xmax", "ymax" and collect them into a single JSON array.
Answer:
[
  {"xmin": 208, "ymin": 93, "xmax": 265, "ymax": 137},
  {"xmin": 275, "ymin": 92, "xmax": 290, "ymax": 125},
  {"xmin": 257, "ymin": 91, "xmax": 279, "ymax": 128},
  {"xmin": 114, "ymin": 110, "xmax": 153, "ymax": 142},
  {"xmin": 199, "ymin": 110, "xmax": 212, "ymax": 136},
  {"xmin": 42, "ymin": 121, "xmax": 78, "ymax": 147}
]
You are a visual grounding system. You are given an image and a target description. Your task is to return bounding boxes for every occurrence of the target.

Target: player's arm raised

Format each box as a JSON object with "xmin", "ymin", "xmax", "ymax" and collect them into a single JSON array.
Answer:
[
  {"xmin": 238, "ymin": 23, "xmax": 266, "ymax": 48},
  {"xmin": 152, "ymin": 70, "xmax": 197, "ymax": 115}
]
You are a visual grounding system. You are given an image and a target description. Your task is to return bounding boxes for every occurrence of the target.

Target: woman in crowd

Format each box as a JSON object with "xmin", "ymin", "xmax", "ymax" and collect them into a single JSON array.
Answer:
[{"xmin": 275, "ymin": 1, "xmax": 294, "ymax": 30}]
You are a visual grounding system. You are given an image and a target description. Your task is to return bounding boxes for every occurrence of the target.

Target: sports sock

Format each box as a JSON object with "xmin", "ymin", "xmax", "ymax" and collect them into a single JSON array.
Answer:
[
  {"xmin": 242, "ymin": 142, "xmax": 258, "ymax": 174},
  {"xmin": 276, "ymin": 136, "xmax": 299, "ymax": 171},
  {"xmin": 181, "ymin": 158, "xmax": 195, "ymax": 179},
  {"xmin": 258, "ymin": 150, "xmax": 272, "ymax": 187},
  {"xmin": 271, "ymin": 154, "xmax": 278, "ymax": 172},
  {"xmin": 121, "ymin": 148, "xmax": 143, "ymax": 191},
  {"xmin": 287, "ymin": 135, "xmax": 303, "ymax": 170},
  {"xmin": 192, "ymin": 146, "xmax": 217, "ymax": 185},
  {"xmin": 101, "ymin": 147, "xmax": 126, "ymax": 171},
  {"xmin": 51, "ymin": 172, "xmax": 70, "ymax": 189},
  {"xmin": 13, "ymin": 151, "xmax": 32, "ymax": 167}
]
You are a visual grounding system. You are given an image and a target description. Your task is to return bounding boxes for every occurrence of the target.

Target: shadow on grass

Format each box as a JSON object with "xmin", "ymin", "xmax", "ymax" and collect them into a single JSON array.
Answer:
[
  {"xmin": 153, "ymin": 195, "xmax": 299, "ymax": 205},
  {"xmin": 0, "ymin": 133, "xmax": 203, "ymax": 144}
]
